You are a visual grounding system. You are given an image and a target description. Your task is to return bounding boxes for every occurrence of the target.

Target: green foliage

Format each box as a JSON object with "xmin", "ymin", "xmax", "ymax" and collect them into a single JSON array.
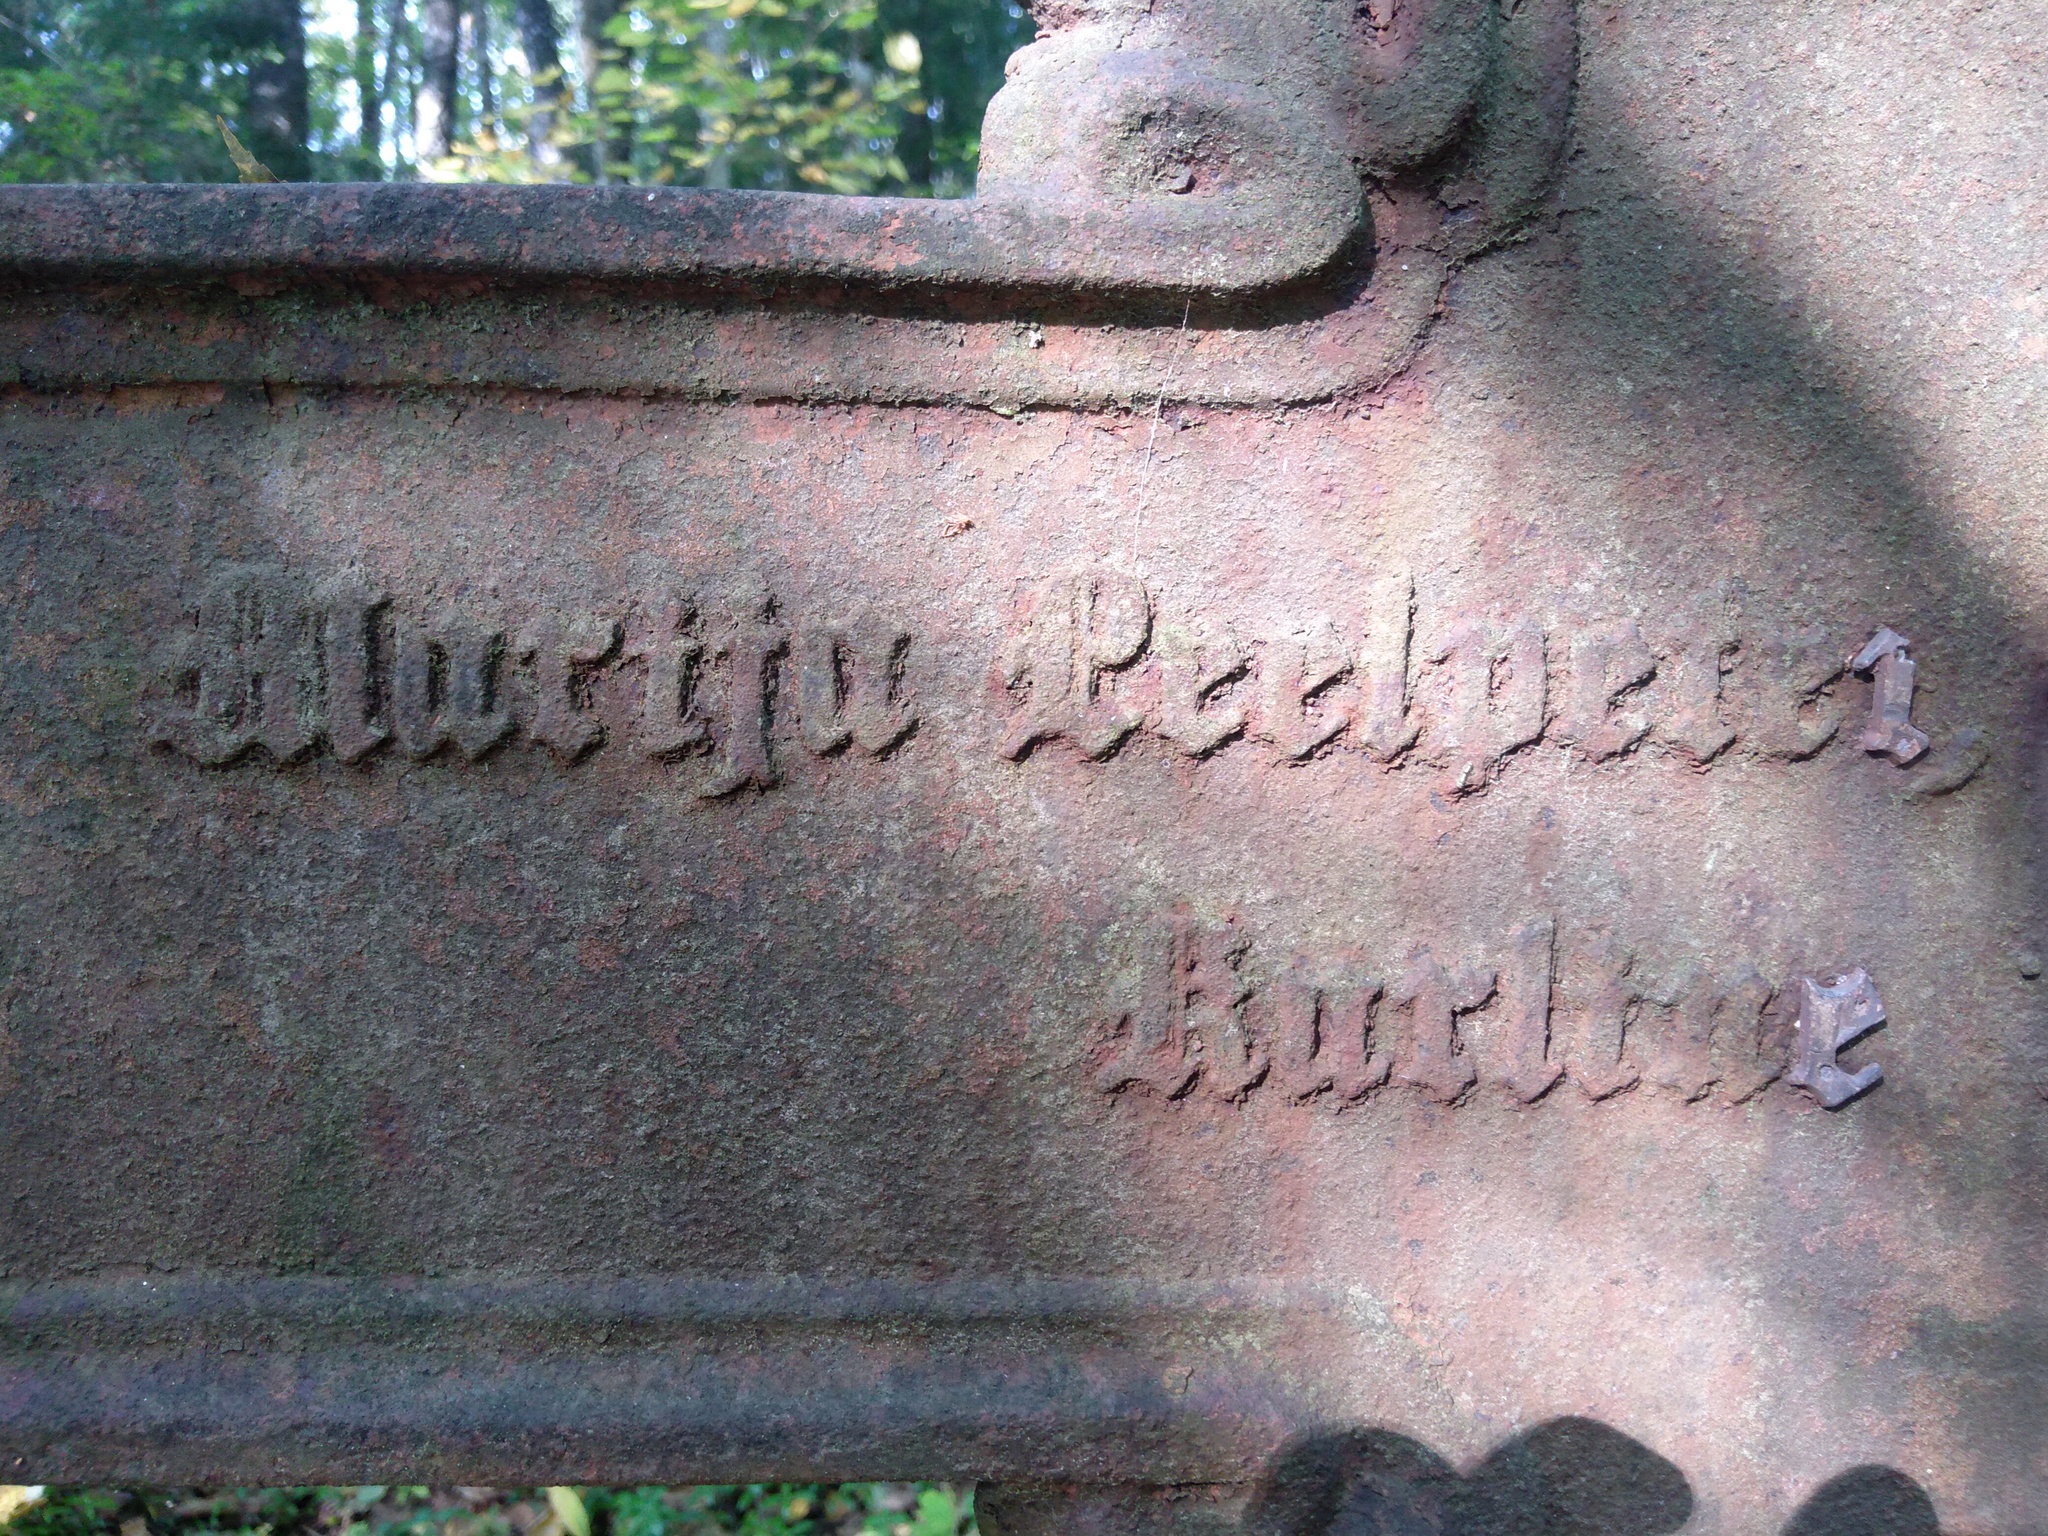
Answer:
[
  {"xmin": 872, "ymin": 0, "xmax": 1024, "ymax": 196},
  {"xmin": 607, "ymin": 1485, "xmax": 970, "ymax": 1536},
  {"xmin": 457, "ymin": 0, "xmax": 1026, "ymax": 194},
  {"xmin": 584, "ymin": 0, "xmax": 919, "ymax": 191},
  {"xmin": 2, "ymin": 1489, "xmax": 119, "ymax": 1536},
  {"xmin": 1, "ymin": 1485, "xmax": 974, "ymax": 1536},
  {"xmin": 0, "ymin": 0, "xmax": 260, "ymax": 182},
  {"xmin": 0, "ymin": 0, "xmax": 1027, "ymax": 190}
]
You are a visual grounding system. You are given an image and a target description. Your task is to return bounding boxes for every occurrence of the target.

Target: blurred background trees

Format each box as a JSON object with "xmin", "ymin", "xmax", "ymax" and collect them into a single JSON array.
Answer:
[{"xmin": 0, "ymin": 0, "xmax": 1030, "ymax": 191}]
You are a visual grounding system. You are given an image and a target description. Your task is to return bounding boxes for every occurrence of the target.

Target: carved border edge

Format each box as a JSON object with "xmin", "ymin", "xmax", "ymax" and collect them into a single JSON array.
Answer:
[
  {"xmin": 0, "ymin": 1276, "xmax": 1381, "ymax": 1484},
  {"xmin": 0, "ymin": 184, "xmax": 1351, "ymax": 302}
]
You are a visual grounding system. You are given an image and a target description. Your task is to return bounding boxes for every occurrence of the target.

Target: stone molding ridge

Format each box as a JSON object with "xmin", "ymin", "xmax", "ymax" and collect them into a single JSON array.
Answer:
[
  {"xmin": 0, "ymin": 1275, "xmax": 1409, "ymax": 1484},
  {"xmin": 0, "ymin": 0, "xmax": 1575, "ymax": 309}
]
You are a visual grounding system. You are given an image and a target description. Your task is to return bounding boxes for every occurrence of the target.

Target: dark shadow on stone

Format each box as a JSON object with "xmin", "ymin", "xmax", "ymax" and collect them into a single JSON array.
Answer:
[
  {"xmin": 1243, "ymin": 1418, "xmax": 1691, "ymax": 1536},
  {"xmin": 1780, "ymin": 1467, "xmax": 1941, "ymax": 1536},
  {"xmin": 1487, "ymin": 107, "xmax": 2048, "ymax": 1510},
  {"xmin": 1246, "ymin": 1427, "xmax": 1461, "ymax": 1536},
  {"xmin": 1454, "ymin": 1418, "xmax": 1693, "ymax": 1536}
]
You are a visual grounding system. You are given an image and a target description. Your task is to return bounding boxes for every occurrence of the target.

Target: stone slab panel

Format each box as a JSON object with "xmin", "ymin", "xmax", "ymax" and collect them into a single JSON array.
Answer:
[{"xmin": 0, "ymin": 2, "xmax": 2045, "ymax": 1532}]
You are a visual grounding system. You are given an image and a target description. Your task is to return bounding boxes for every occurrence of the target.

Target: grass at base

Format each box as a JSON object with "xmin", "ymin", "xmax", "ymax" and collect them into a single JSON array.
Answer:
[{"xmin": 3, "ymin": 1486, "xmax": 975, "ymax": 1536}]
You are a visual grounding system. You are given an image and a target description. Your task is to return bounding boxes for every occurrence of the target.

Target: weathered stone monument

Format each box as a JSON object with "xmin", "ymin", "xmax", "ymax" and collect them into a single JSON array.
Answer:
[{"xmin": 2, "ymin": 1, "xmax": 2043, "ymax": 1531}]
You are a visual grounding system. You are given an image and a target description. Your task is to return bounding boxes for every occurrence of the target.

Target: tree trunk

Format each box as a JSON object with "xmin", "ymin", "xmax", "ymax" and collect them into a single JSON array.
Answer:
[
  {"xmin": 380, "ymin": 0, "xmax": 409, "ymax": 168},
  {"xmin": 701, "ymin": 16, "xmax": 730, "ymax": 188},
  {"xmin": 468, "ymin": 3, "xmax": 497, "ymax": 141},
  {"xmin": 416, "ymin": 0, "xmax": 460, "ymax": 165},
  {"xmin": 515, "ymin": 0, "xmax": 568, "ymax": 174},
  {"xmin": 353, "ymin": 0, "xmax": 382, "ymax": 175},
  {"xmin": 577, "ymin": 0, "xmax": 622, "ymax": 182},
  {"xmin": 244, "ymin": 0, "xmax": 309, "ymax": 180},
  {"xmin": 897, "ymin": 103, "xmax": 932, "ymax": 193}
]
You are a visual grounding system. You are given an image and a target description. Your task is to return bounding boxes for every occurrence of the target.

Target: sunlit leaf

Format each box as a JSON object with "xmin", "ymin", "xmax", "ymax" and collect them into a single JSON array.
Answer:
[
  {"xmin": 216, "ymin": 115, "xmax": 277, "ymax": 181},
  {"xmin": 883, "ymin": 33, "xmax": 921, "ymax": 73},
  {"xmin": 546, "ymin": 1488, "xmax": 591, "ymax": 1536},
  {"xmin": 0, "ymin": 1488, "xmax": 45, "ymax": 1529}
]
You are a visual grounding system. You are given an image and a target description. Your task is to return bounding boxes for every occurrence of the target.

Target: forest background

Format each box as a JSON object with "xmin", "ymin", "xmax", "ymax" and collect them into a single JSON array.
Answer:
[
  {"xmin": 0, "ymin": 0, "xmax": 1029, "ymax": 193},
  {"xmin": 0, "ymin": 0, "xmax": 1022, "ymax": 1527}
]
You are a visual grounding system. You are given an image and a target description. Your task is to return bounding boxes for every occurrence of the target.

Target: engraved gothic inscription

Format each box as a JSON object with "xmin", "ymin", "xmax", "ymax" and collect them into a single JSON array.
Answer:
[
  {"xmin": 999, "ymin": 567, "xmax": 1941, "ymax": 793},
  {"xmin": 147, "ymin": 563, "xmax": 1946, "ymax": 797},
  {"xmin": 145, "ymin": 566, "xmax": 918, "ymax": 792},
  {"xmin": 1091, "ymin": 908, "xmax": 1864, "ymax": 1114}
]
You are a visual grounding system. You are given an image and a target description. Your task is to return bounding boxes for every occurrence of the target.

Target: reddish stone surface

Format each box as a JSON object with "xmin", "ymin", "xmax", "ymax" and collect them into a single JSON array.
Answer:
[{"xmin": 1, "ymin": 3, "xmax": 2044, "ymax": 1533}]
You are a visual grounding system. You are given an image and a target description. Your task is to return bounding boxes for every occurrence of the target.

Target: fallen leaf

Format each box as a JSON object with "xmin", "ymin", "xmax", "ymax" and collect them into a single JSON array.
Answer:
[
  {"xmin": 0, "ymin": 1488, "xmax": 46, "ymax": 1528},
  {"xmin": 217, "ymin": 116, "xmax": 279, "ymax": 182},
  {"xmin": 545, "ymin": 1488, "xmax": 589, "ymax": 1536}
]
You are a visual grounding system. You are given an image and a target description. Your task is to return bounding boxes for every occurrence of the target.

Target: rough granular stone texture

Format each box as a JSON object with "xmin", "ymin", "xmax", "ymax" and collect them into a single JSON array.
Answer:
[{"xmin": 0, "ymin": 3, "xmax": 2043, "ymax": 1533}]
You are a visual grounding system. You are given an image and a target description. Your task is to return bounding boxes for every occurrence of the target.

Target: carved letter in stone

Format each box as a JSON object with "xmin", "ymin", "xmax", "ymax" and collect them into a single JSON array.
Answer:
[
  {"xmin": 392, "ymin": 618, "xmax": 446, "ymax": 760},
  {"xmin": 1355, "ymin": 572, "xmax": 1420, "ymax": 763},
  {"xmin": 1788, "ymin": 970, "xmax": 1885, "ymax": 1109},
  {"xmin": 1470, "ymin": 917, "xmax": 1562, "ymax": 1104},
  {"xmin": 394, "ymin": 617, "xmax": 514, "ymax": 761},
  {"xmin": 798, "ymin": 616, "xmax": 918, "ymax": 757},
  {"xmin": 1738, "ymin": 623, "xmax": 1843, "ymax": 760},
  {"xmin": 1255, "ymin": 616, "xmax": 1352, "ymax": 761},
  {"xmin": 698, "ymin": 584, "xmax": 789, "ymax": 798},
  {"xmin": 1001, "ymin": 570, "xmax": 1151, "ymax": 761},
  {"xmin": 244, "ymin": 574, "xmax": 323, "ymax": 762},
  {"xmin": 1709, "ymin": 966, "xmax": 1787, "ymax": 1105},
  {"xmin": 1258, "ymin": 959, "xmax": 1388, "ymax": 1104},
  {"xmin": 631, "ymin": 594, "xmax": 710, "ymax": 761},
  {"xmin": 524, "ymin": 615, "xmax": 622, "ymax": 763},
  {"xmin": 319, "ymin": 579, "xmax": 390, "ymax": 763},
  {"xmin": 1386, "ymin": 949, "xmax": 1493, "ymax": 1104},
  {"xmin": 1849, "ymin": 627, "xmax": 1931, "ymax": 766},
  {"xmin": 1426, "ymin": 617, "xmax": 1546, "ymax": 796},
  {"xmin": 1555, "ymin": 929, "xmax": 1642, "ymax": 1101},
  {"xmin": 146, "ymin": 631, "xmax": 212, "ymax": 761},
  {"xmin": 1638, "ymin": 964, "xmax": 1791, "ymax": 1104},
  {"xmin": 1195, "ymin": 935, "xmax": 1269, "ymax": 1104},
  {"xmin": 1152, "ymin": 621, "xmax": 1249, "ymax": 758},
  {"xmin": 1097, "ymin": 912, "xmax": 1265, "ymax": 1103},
  {"xmin": 1262, "ymin": 971, "xmax": 1325, "ymax": 1102},
  {"xmin": 1558, "ymin": 620, "xmax": 1656, "ymax": 762},
  {"xmin": 1640, "ymin": 964, "xmax": 1721, "ymax": 1102},
  {"xmin": 1096, "ymin": 939, "xmax": 1203, "ymax": 1102},
  {"xmin": 149, "ymin": 566, "xmax": 323, "ymax": 765},
  {"xmin": 1653, "ymin": 600, "xmax": 1738, "ymax": 765}
]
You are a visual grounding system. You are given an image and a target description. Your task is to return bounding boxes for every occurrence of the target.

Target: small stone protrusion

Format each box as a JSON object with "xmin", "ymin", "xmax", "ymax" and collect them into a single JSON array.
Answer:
[
  {"xmin": 1788, "ymin": 970, "xmax": 1886, "ymax": 1110},
  {"xmin": 1849, "ymin": 627, "xmax": 1931, "ymax": 766},
  {"xmin": 1904, "ymin": 724, "xmax": 1990, "ymax": 800}
]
